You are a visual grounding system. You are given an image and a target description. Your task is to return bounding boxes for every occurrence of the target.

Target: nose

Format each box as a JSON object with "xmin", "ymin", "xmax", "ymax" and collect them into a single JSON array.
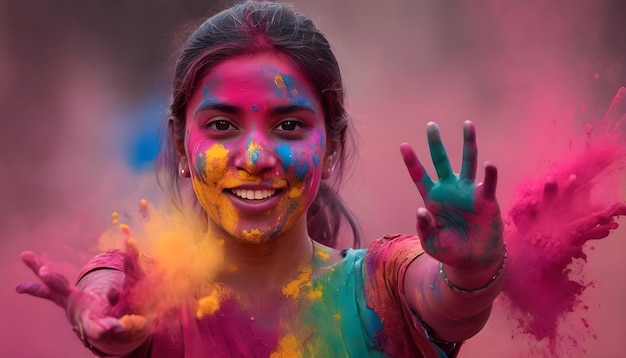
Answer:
[{"xmin": 234, "ymin": 139, "xmax": 277, "ymax": 175}]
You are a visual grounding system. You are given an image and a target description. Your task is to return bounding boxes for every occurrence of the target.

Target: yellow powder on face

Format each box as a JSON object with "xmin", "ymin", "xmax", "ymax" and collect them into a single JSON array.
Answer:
[
  {"xmin": 193, "ymin": 143, "xmax": 242, "ymax": 236},
  {"xmin": 242, "ymin": 229, "xmax": 263, "ymax": 243},
  {"xmin": 196, "ymin": 289, "xmax": 220, "ymax": 319},
  {"xmin": 270, "ymin": 334, "xmax": 302, "ymax": 358},
  {"xmin": 112, "ymin": 219, "xmax": 119, "ymax": 225},
  {"xmin": 282, "ymin": 267, "xmax": 312, "ymax": 299},
  {"xmin": 205, "ymin": 144, "xmax": 229, "ymax": 166},
  {"xmin": 274, "ymin": 74, "xmax": 287, "ymax": 90},
  {"xmin": 334, "ymin": 313, "xmax": 342, "ymax": 321},
  {"xmin": 247, "ymin": 141, "xmax": 262, "ymax": 162},
  {"xmin": 112, "ymin": 212, "xmax": 119, "ymax": 219},
  {"xmin": 288, "ymin": 186, "xmax": 303, "ymax": 198}
]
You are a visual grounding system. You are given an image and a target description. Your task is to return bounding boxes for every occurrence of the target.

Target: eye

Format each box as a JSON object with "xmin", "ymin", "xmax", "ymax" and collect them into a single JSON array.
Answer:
[
  {"xmin": 274, "ymin": 120, "xmax": 304, "ymax": 132},
  {"xmin": 206, "ymin": 118, "xmax": 238, "ymax": 131}
]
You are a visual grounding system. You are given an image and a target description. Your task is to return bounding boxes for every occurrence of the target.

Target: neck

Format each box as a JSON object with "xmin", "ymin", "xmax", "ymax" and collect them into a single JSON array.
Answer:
[{"xmin": 215, "ymin": 220, "xmax": 314, "ymax": 293}]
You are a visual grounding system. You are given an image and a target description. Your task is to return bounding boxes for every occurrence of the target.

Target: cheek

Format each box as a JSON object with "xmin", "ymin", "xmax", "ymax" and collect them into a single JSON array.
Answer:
[
  {"xmin": 275, "ymin": 140, "xmax": 324, "ymax": 181},
  {"xmin": 192, "ymin": 142, "xmax": 230, "ymax": 183}
]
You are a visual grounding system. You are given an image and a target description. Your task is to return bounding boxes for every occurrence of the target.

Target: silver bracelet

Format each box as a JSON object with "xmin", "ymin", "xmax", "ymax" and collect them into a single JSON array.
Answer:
[
  {"xmin": 439, "ymin": 246, "xmax": 508, "ymax": 295},
  {"xmin": 73, "ymin": 319, "xmax": 110, "ymax": 356}
]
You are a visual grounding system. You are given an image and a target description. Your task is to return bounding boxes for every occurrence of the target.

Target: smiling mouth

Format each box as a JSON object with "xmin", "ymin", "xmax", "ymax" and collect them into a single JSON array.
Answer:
[{"xmin": 230, "ymin": 189, "xmax": 277, "ymax": 200}]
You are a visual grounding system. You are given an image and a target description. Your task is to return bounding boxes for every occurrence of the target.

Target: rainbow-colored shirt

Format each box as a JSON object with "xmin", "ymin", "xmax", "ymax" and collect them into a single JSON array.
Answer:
[{"xmin": 79, "ymin": 234, "xmax": 457, "ymax": 357}]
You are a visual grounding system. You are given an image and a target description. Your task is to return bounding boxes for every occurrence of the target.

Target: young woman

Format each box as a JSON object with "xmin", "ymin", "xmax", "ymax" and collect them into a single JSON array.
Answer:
[{"xmin": 18, "ymin": 1, "xmax": 621, "ymax": 357}]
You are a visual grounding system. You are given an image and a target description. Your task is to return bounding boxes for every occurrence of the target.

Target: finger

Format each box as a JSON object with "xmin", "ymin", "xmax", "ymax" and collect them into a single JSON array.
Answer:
[
  {"xmin": 38, "ymin": 266, "xmax": 71, "ymax": 297},
  {"xmin": 562, "ymin": 174, "xmax": 577, "ymax": 197},
  {"xmin": 542, "ymin": 177, "xmax": 558, "ymax": 203},
  {"xmin": 460, "ymin": 120, "xmax": 477, "ymax": 182},
  {"xmin": 118, "ymin": 314, "xmax": 147, "ymax": 334},
  {"xmin": 427, "ymin": 122, "xmax": 454, "ymax": 181},
  {"xmin": 604, "ymin": 87, "xmax": 626, "ymax": 133},
  {"xmin": 82, "ymin": 315, "xmax": 125, "ymax": 341},
  {"xmin": 107, "ymin": 287, "xmax": 120, "ymax": 306},
  {"xmin": 15, "ymin": 281, "xmax": 51, "ymax": 299},
  {"xmin": 606, "ymin": 202, "xmax": 626, "ymax": 217},
  {"xmin": 416, "ymin": 207, "xmax": 436, "ymax": 249},
  {"xmin": 574, "ymin": 222, "xmax": 616, "ymax": 243},
  {"xmin": 481, "ymin": 162, "xmax": 498, "ymax": 201},
  {"xmin": 400, "ymin": 143, "xmax": 434, "ymax": 198},
  {"xmin": 123, "ymin": 236, "xmax": 145, "ymax": 285},
  {"xmin": 20, "ymin": 251, "xmax": 45, "ymax": 277}
]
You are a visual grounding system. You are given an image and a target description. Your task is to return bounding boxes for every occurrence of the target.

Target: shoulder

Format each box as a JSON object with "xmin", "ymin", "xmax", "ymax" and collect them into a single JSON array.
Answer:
[{"xmin": 365, "ymin": 234, "xmax": 424, "ymax": 265}]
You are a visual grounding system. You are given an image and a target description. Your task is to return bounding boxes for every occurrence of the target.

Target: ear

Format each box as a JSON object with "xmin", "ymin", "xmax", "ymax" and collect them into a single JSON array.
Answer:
[
  {"xmin": 322, "ymin": 147, "xmax": 338, "ymax": 180},
  {"xmin": 179, "ymin": 156, "xmax": 191, "ymax": 178}
]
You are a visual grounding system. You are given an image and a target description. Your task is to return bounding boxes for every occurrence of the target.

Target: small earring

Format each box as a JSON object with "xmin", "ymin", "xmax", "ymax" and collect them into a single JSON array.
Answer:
[
  {"xmin": 323, "ymin": 151, "xmax": 337, "ymax": 178},
  {"xmin": 179, "ymin": 157, "xmax": 191, "ymax": 178}
]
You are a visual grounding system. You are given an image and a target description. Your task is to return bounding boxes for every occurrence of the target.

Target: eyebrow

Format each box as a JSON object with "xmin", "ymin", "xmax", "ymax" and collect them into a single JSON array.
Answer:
[
  {"xmin": 195, "ymin": 98, "xmax": 241, "ymax": 116},
  {"xmin": 270, "ymin": 104, "xmax": 317, "ymax": 116},
  {"xmin": 196, "ymin": 100, "xmax": 317, "ymax": 116}
]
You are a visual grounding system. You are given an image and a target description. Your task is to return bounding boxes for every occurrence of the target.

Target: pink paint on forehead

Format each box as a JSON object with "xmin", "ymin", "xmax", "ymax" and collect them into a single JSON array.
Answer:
[{"xmin": 196, "ymin": 53, "xmax": 320, "ymax": 115}]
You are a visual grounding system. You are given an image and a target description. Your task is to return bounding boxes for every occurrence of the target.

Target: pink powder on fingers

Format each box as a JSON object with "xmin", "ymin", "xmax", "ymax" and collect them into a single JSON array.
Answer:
[{"xmin": 501, "ymin": 127, "xmax": 626, "ymax": 354}]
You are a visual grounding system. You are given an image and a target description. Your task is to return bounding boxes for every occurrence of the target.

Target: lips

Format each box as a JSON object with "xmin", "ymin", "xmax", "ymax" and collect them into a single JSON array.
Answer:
[
  {"xmin": 225, "ymin": 185, "xmax": 283, "ymax": 216},
  {"xmin": 231, "ymin": 188, "xmax": 276, "ymax": 200}
]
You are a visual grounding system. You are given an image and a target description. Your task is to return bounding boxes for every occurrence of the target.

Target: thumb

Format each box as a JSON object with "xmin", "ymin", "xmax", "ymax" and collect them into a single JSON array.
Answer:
[{"xmin": 417, "ymin": 207, "xmax": 436, "ymax": 245}]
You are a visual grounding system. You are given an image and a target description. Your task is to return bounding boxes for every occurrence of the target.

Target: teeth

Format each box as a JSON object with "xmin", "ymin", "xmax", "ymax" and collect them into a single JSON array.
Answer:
[{"xmin": 232, "ymin": 189, "xmax": 276, "ymax": 200}]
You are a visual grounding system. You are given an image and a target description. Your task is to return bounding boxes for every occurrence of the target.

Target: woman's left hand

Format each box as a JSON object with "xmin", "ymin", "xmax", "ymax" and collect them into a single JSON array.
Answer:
[{"xmin": 400, "ymin": 121, "xmax": 504, "ymax": 270}]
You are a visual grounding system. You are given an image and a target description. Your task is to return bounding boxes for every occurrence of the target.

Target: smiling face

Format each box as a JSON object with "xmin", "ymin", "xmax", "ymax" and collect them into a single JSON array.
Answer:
[{"xmin": 184, "ymin": 52, "xmax": 328, "ymax": 244}]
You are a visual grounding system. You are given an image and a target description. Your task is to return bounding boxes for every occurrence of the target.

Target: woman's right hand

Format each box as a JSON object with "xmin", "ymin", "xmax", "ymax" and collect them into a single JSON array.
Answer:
[{"xmin": 16, "ymin": 238, "xmax": 150, "ymax": 356}]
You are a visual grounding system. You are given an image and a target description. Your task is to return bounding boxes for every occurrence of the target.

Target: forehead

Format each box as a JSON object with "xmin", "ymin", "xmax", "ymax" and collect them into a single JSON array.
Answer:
[{"xmin": 196, "ymin": 52, "xmax": 316, "ymax": 97}]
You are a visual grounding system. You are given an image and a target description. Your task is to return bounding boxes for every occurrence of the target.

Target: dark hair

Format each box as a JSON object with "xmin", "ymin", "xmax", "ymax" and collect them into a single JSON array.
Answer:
[{"xmin": 157, "ymin": 0, "xmax": 361, "ymax": 248}]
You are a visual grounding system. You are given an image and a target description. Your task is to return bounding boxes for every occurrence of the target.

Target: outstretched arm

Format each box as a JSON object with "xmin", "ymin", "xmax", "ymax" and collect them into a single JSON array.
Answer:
[
  {"xmin": 16, "ymin": 237, "xmax": 150, "ymax": 356},
  {"xmin": 401, "ymin": 121, "xmax": 506, "ymax": 343}
]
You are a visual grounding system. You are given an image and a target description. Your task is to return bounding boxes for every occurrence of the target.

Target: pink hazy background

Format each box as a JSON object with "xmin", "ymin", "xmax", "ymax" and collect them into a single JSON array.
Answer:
[{"xmin": 1, "ymin": 0, "xmax": 625, "ymax": 357}]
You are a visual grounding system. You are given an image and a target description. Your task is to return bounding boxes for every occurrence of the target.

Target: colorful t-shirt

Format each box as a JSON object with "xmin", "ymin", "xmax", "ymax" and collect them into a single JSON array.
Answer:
[{"xmin": 78, "ymin": 234, "xmax": 459, "ymax": 357}]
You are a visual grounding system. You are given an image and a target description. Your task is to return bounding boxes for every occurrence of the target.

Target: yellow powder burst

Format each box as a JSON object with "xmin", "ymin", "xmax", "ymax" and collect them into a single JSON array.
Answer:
[
  {"xmin": 97, "ymin": 198, "xmax": 225, "ymax": 326},
  {"xmin": 274, "ymin": 74, "xmax": 287, "ymax": 90},
  {"xmin": 270, "ymin": 334, "xmax": 302, "ymax": 358},
  {"xmin": 119, "ymin": 223, "xmax": 131, "ymax": 235},
  {"xmin": 196, "ymin": 289, "xmax": 220, "ymax": 319},
  {"xmin": 118, "ymin": 314, "xmax": 147, "ymax": 332},
  {"xmin": 282, "ymin": 267, "xmax": 312, "ymax": 299}
]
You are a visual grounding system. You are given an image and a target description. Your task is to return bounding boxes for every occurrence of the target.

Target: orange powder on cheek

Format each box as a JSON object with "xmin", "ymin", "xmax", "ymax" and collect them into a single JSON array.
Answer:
[{"xmin": 193, "ymin": 144, "xmax": 240, "ymax": 235}]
